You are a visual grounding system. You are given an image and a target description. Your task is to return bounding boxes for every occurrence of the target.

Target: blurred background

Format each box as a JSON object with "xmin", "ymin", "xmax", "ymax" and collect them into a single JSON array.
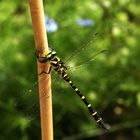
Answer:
[{"xmin": 0, "ymin": 0, "xmax": 140, "ymax": 140}]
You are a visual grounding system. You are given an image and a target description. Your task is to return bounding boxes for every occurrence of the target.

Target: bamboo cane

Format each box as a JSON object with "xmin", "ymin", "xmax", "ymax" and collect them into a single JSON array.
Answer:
[{"xmin": 29, "ymin": 0, "xmax": 53, "ymax": 140}]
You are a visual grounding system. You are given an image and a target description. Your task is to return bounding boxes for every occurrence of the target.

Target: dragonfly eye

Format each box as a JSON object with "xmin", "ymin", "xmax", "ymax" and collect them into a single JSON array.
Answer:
[
  {"xmin": 49, "ymin": 50, "xmax": 56, "ymax": 58},
  {"xmin": 52, "ymin": 50, "xmax": 56, "ymax": 55},
  {"xmin": 47, "ymin": 50, "xmax": 56, "ymax": 59},
  {"xmin": 46, "ymin": 50, "xmax": 54, "ymax": 59},
  {"xmin": 47, "ymin": 53, "xmax": 52, "ymax": 59}
]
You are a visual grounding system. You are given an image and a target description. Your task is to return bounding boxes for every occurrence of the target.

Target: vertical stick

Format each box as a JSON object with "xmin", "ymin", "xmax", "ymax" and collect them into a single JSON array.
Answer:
[{"xmin": 29, "ymin": 0, "xmax": 53, "ymax": 140}]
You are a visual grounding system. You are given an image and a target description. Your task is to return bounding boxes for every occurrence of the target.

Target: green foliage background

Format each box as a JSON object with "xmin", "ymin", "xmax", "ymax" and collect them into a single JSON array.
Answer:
[{"xmin": 0, "ymin": 0, "xmax": 140, "ymax": 140}]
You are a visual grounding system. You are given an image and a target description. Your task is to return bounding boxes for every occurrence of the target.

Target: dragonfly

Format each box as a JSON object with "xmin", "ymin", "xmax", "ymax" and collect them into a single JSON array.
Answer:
[
  {"xmin": 15, "ymin": 33, "xmax": 109, "ymax": 130},
  {"xmin": 36, "ymin": 47, "xmax": 109, "ymax": 130}
]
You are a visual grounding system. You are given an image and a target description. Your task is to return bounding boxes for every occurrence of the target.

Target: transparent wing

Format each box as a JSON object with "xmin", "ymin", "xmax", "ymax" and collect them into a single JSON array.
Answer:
[
  {"xmin": 67, "ymin": 49, "xmax": 107, "ymax": 72},
  {"xmin": 14, "ymin": 72, "xmax": 58, "ymax": 121},
  {"xmin": 64, "ymin": 32, "xmax": 105, "ymax": 65},
  {"xmin": 62, "ymin": 33, "xmax": 108, "ymax": 73},
  {"xmin": 51, "ymin": 33, "xmax": 108, "ymax": 105}
]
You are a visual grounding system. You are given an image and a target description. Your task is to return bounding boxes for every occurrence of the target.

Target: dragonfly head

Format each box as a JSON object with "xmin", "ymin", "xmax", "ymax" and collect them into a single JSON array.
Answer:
[
  {"xmin": 37, "ymin": 48, "xmax": 56, "ymax": 63},
  {"xmin": 47, "ymin": 50, "xmax": 57, "ymax": 60}
]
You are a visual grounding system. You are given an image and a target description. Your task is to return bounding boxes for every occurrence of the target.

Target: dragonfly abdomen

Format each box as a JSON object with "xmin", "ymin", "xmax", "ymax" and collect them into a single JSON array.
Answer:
[{"xmin": 61, "ymin": 72, "xmax": 108, "ymax": 130}]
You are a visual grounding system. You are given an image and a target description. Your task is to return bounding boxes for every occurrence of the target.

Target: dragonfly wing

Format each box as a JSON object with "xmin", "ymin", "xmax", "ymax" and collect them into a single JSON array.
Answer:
[
  {"xmin": 64, "ymin": 32, "xmax": 104, "ymax": 64},
  {"xmin": 14, "ymin": 72, "xmax": 54, "ymax": 121},
  {"xmin": 68, "ymin": 49, "xmax": 108, "ymax": 72}
]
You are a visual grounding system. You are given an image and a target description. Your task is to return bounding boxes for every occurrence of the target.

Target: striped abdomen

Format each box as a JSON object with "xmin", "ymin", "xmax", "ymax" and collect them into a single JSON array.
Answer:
[{"xmin": 61, "ymin": 72, "xmax": 107, "ymax": 130}]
